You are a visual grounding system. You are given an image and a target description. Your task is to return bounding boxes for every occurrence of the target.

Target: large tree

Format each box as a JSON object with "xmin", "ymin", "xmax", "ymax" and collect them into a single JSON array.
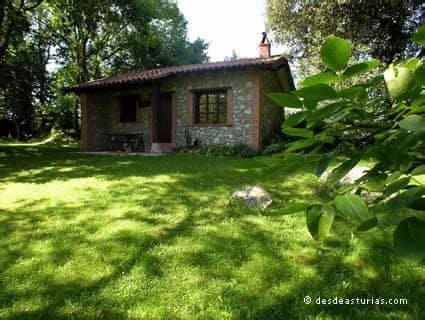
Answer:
[
  {"xmin": 0, "ymin": 1, "xmax": 46, "ymax": 139},
  {"xmin": 0, "ymin": 0, "xmax": 209, "ymax": 139},
  {"xmin": 266, "ymin": 0, "xmax": 425, "ymax": 79},
  {"xmin": 49, "ymin": 0, "xmax": 208, "ymax": 84},
  {"xmin": 0, "ymin": 0, "xmax": 43, "ymax": 75}
]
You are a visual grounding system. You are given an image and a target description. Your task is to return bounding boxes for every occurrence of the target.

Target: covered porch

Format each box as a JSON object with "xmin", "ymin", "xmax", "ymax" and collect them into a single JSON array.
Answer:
[{"xmin": 78, "ymin": 83, "xmax": 175, "ymax": 153}]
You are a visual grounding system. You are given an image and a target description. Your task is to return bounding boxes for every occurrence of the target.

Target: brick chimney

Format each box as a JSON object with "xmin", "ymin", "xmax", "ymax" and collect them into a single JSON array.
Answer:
[{"xmin": 259, "ymin": 32, "xmax": 271, "ymax": 58}]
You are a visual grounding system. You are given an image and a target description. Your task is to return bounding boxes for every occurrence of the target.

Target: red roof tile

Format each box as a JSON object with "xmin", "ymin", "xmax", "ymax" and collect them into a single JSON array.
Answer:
[{"xmin": 65, "ymin": 55, "xmax": 288, "ymax": 93}]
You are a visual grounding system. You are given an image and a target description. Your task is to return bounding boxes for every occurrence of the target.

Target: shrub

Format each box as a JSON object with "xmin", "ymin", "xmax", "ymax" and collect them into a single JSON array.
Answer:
[
  {"xmin": 230, "ymin": 143, "xmax": 258, "ymax": 158},
  {"xmin": 198, "ymin": 143, "xmax": 258, "ymax": 158},
  {"xmin": 50, "ymin": 128, "xmax": 77, "ymax": 145},
  {"xmin": 198, "ymin": 144, "xmax": 233, "ymax": 156},
  {"xmin": 262, "ymin": 143, "xmax": 285, "ymax": 156}
]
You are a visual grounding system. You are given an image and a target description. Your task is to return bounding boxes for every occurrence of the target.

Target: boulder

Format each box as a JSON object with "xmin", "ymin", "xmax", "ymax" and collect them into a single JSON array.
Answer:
[{"xmin": 232, "ymin": 185, "xmax": 272, "ymax": 208}]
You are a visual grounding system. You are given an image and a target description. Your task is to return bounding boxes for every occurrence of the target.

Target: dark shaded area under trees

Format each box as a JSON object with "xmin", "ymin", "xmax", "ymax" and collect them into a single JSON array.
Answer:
[{"xmin": 0, "ymin": 0, "xmax": 209, "ymax": 140}]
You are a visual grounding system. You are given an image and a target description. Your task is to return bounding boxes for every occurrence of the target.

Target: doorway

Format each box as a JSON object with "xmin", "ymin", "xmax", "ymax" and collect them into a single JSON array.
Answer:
[{"xmin": 158, "ymin": 92, "xmax": 172, "ymax": 143}]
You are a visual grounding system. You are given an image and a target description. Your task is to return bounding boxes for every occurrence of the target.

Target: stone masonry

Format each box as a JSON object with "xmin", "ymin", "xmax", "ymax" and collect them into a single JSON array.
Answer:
[
  {"xmin": 80, "ymin": 68, "xmax": 293, "ymax": 151},
  {"xmin": 163, "ymin": 70, "xmax": 262, "ymax": 149}
]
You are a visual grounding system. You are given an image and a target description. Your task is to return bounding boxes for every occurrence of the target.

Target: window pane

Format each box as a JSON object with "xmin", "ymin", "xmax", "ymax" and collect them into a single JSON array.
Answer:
[
  {"xmin": 218, "ymin": 93, "xmax": 227, "ymax": 123},
  {"xmin": 209, "ymin": 93, "xmax": 217, "ymax": 103},
  {"xmin": 219, "ymin": 106, "xmax": 227, "ymax": 123},
  {"xmin": 209, "ymin": 102, "xmax": 217, "ymax": 123},
  {"xmin": 194, "ymin": 90, "xmax": 227, "ymax": 124},
  {"xmin": 198, "ymin": 94, "xmax": 207, "ymax": 123}
]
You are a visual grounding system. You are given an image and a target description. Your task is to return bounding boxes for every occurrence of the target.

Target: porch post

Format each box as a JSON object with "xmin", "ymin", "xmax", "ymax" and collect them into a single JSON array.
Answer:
[{"xmin": 151, "ymin": 83, "xmax": 161, "ymax": 153}]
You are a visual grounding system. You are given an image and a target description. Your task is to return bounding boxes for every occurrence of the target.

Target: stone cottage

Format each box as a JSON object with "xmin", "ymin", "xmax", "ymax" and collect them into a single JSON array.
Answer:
[{"xmin": 65, "ymin": 34, "xmax": 295, "ymax": 153}]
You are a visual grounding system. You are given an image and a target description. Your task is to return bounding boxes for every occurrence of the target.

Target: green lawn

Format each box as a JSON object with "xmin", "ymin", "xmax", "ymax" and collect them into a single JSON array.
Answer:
[{"xmin": 0, "ymin": 145, "xmax": 423, "ymax": 319}]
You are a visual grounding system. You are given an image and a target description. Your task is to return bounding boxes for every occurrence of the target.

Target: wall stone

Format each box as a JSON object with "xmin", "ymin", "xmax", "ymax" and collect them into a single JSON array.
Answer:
[
  {"xmin": 106, "ymin": 90, "xmax": 152, "ymax": 147},
  {"xmin": 80, "ymin": 66, "xmax": 292, "ymax": 151},
  {"xmin": 162, "ymin": 70, "xmax": 261, "ymax": 149},
  {"xmin": 260, "ymin": 70, "xmax": 285, "ymax": 145},
  {"xmin": 81, "ymin": 94, "xmax": 109, "ymax": 151}
]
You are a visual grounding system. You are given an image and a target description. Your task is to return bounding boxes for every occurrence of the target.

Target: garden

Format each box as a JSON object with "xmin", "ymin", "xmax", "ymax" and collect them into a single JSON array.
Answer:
[{"xmin": 0, "ymin": 144, "xmax": 423, "ymax": 319}]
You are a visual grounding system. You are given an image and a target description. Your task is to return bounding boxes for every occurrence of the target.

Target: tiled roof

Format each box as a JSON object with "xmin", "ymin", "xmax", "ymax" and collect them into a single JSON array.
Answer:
[{"xmin": 65, "ymin": 55, "xmax": 288, "ymax": 93}]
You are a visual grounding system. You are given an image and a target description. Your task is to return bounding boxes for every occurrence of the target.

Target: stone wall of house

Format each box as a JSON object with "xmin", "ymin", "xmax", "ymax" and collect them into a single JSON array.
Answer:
[
  {"xmin": 80, "ymin": 93, "xmax": 110, "ymax": 151},
  {"xmin": 80, "ymin": 65, "xmax": 293, "ymax": 152},
  {"xmin": 106, "ymin": 89, "xmax": 152, "ymax": 147},
  {"xmin": 260, "ymin": 70, "xmax": 286, "ymax": 145},
  {"xmin": 162, "ymin": 70, "xmax": 261, "ymax": 149},
  {"xmin": 80, "ymin": 89, "xmax": 152, "ymax": 151}
]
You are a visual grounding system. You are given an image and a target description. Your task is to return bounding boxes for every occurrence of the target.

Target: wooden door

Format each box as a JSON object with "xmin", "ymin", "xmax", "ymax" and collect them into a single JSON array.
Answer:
[{"xmin": 158, "ymin": 93, "xmax": 172, "ymax": 143}]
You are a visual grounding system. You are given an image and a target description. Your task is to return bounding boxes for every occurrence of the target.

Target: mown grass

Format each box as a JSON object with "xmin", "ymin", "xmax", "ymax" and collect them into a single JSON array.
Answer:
[{"xmin": 0, "ymin": 145, "xmax": 423, "ymax": 319}]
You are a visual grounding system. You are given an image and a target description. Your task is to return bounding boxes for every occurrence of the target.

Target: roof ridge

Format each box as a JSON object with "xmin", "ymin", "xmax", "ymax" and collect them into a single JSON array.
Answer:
[
  {"xmin": 134, "ymin": 54, "xmax": 284, "ymax": 73},
  {"xmin": 65, "ymin": 54, "xmax": 288, "ymax": 92}
]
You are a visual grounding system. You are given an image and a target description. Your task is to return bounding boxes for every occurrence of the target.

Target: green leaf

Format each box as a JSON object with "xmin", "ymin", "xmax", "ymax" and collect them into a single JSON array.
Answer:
[
  {"xmin": 285, "ymin": 139, "xmax": 315, "ymax": 152},
  {"xmin": 334, "ymin": 194, "xmax": 370, "ymax": 223},
  {"xmin": 407, "ymin": 197, "xmax": 425, "ymax": 211},
  {"xmin": 412, "ymin": 165, "xmax": 425, "ymax": 176},
  {"xmin": 278, "ymin": 203, "xmax": 311, "ymax": 215},
  {"xmin": 315, "ymin": 147, "xmax": 340, "ymax": 177},
  {"xmin": 399, "ymin": 115, "xmax": 425, "ymax": 133},
  {"xmin": 336, "ymin": 183, "xmax": 358, "ymax": 194},
  {"xmin": 384, "ymin": 177, "xmax": 411, "ymax": 196},
  {"xmin": 384, "ymin": 64, "xmax": 413, "ymax": 98},
  {"xmin": 391, "ymin": 102, "xmax": 409, "ymax": 114},
  {"xmin": 394, "ymin": 217, "xmax": 425, "ymax": 258},
  {"xmin": 412, "ymin": 25, "xmax": 425, "ymax": 46},
  {"xmin": 292, "ymin": 84, "xmax": 337, "ymax": 105},
  {"xmin": 282, "ymin": 111, "xmax": 308, "ymax": 128},
  {"xmin": 313, "ymin": 131, "xmax": 335, "ymax": 143},
  {"xmin": 317, "ymin": 205, "xmax": 334, "ymax": 240},
  {"xmin": 411, "ymin": 95, "xmax": 425, "ymax": 108},
  {"xmin": 373, "ymin": 145, "xmax": 411, "ymax": 172},
  {"xmin": 326, "ymin": 157, "xmax": 361, "ymax": 186},
  {"xmin": 361, "ymin": 174, "xmax": 387, "ymax": 192},
  {"xmin": 400, "ymin": 158, "xmax": 413, "ymax": 174},
  {"xmin": 267, "ymin": 93, "xmax": 303, "ymax": 108},
  {"xmin": 282, "ymin": 127, "xmax": 313, "ymax": 139},
  {"xmin": 302, "ymin": 72, "xmax": 341, "ymax": 87},
  {"xmin": 304, "ymin": 99, "xmax": 319, "ymax": 110},
  {"xmin": 400, "ymin": 58, "xmax": 423, "ymax": 71},
  {"xmin": 357, "ymin": 217, "xmax": 378, "ymax": 232},
  {"xmin": 385, "ymin": 187, "xmax": 425, "ymax": 212},
  {"xmin": 386, "ymin": 171, "xmax": 401, "ymax": 184},
  {"xmin": 320, "ymin": 36, "xmax": 352, "ymax": 71},
  {"xmin": 342, "ymin": 59, "xmax": 380, "ymax": 79},
  {"xmin": 374, "ymin": 129, "xmax": 397, "ymax": 141},
  {"xmin": 413, "ymin": 65, "xmax": 425, "ymax": 86},
  {"xmin": 307, "ymin": 102, "xmax": 347, "ymax": 128},
  {"xmin": 306, "ymin": 206, "xmax": 321, "ymax": 240},
  {"xmin": 306, "ymin": 205, "xmax": 334, "ymax": 240},
  {"xmin": 362, "ymin": 75, "xmax": 384, "ymax": 88},
  {"xmin": 337, "ymin": 87, "xmax": 367, "ymax": 101}
]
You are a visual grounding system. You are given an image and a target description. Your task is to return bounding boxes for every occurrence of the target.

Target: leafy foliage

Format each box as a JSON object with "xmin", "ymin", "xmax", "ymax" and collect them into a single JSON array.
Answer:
[
  {"xmin": 198, "ymin": 144, "xmax": 258, "ymax": 158},
  {"xmin": 320, "ymin": 36, "xmax": 352, "ymax": 71},
  {"xmin": 262, "ymin": 143, "xmax": 285, "ymax": 156},
  {"xmin": 266, "ymin": 0, "xmax": 425, "ymax": 78},
  {"xmin": 0, "ymin": 0, "xmax": 209, "ymax": 140},
  {"xmin": 268, "ymin": 30, "xmax": 425, "ymax": 256}
]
